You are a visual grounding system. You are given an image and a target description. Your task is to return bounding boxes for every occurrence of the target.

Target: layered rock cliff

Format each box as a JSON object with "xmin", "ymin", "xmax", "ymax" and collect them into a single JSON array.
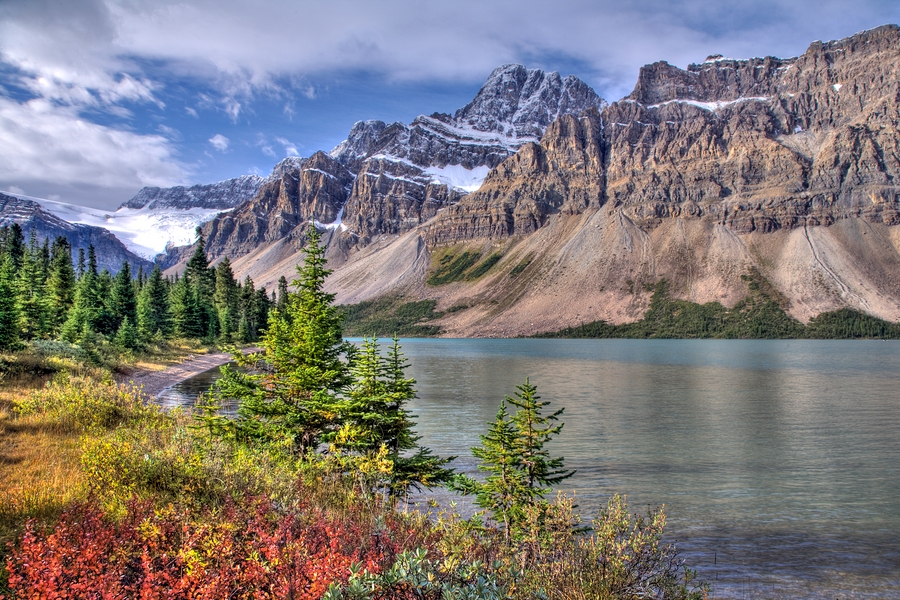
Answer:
[{"xmin": 425, "ymin": 24, "xmax": 900, "ymax": 245}]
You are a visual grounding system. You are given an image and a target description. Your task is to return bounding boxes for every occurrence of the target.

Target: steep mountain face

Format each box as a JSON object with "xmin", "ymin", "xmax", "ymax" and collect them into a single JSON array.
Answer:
[
  {"xmin": 120, "ymin": 175, "xmax": 264, "ymax": 210},
  {"xmin": 427, "ymin": 24, "xmax": 900, "ymax": 244},
  {"xmin": 196, "ymin": 65, "xmax": 606, "ymax": 257},
  {"xmin": 0, "ymin": 193, "xmax": 153, "ymax": 273},
  {"xmin": 197, "ymin": 154, "xmax": 354, "ymax": 262}
]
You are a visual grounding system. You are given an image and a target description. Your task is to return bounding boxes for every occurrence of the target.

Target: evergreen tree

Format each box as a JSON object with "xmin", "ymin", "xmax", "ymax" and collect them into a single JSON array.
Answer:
[
  {"xmin": 47, "ymin": 237, "xmax": 77, "ymax": 335},
  {"xmin": 76, "ymin": 248, "xmax": 85, "ymax": 278},
  {"xmin": 16, "ymin": 231, "xmax": 52, "ymax": 339},
  {"xmin": 93, "ymin": 269, "xmax": 118, "ymax": 336},
  {"xmin": 136, "ymin": 265, "xmax": 171, "ymax": 339},
  {"xmin": 333, "ymin": 337, "xmax": 453, "ymax": 496},
  {"xmin": 114, "ymin": 316, "xmax": 140, "ymax": 350},
  {"xmin": 5, "ymin": 224, "xmax": 25, "ymax": 270},
  {"xmin": 0, "ymin": 254, "xmax": 22, "ymax": 351},
  {"xmin": 277, "ymin": 275, "xmax": 288, "ymax": 311},
  {"xmin": 507, "ymin": 378, "xmax": 575, "ymax": 490},
  {"xmin": 184, "ymin": 229, "xmax": 217, "ymax": 340},
  {"xmin": 109, "ymin": 261, "xmax": 137, "ymax": 332},
  {"xmin": 170, "ymin": 274, "xmax": 203, "ymax": 338},
  {"xmin": 60, "ymin": 265, "xmax": 101, "ymax": 343},
  {"xmin": 213, "ymin": 257, "xmax": 239, "ymax": 341},
  {"xmin": 214, "ymin": 229, "xmax": 355, "ymax": 453},
  {"xmin": 452, "ymin": 379, "xmax": 574, "ymax": 541}
]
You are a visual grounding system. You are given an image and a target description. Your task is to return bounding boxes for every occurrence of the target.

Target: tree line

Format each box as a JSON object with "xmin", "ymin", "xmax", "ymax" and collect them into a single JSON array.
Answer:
[{"xmin": 0, "ymin": 224, "xmax": 273, "ymax": 352}]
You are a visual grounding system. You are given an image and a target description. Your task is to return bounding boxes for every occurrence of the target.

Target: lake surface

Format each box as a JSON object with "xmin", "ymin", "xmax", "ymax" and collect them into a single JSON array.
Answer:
[{"xmin": 159, "ymin": 339, "xmax": 900, "ymax": 599}]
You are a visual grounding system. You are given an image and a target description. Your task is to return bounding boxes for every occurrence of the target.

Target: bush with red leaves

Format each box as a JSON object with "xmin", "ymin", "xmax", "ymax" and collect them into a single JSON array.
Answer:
[{"xmin": 5, "ymin": 494, "xmax": 423, "ymax": 599}]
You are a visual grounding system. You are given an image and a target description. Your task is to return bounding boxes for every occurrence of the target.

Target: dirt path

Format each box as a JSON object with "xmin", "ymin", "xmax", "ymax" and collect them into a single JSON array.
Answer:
[{"xmin": 122, "ymin": 348, "xmax": 260, "ymax": 398}]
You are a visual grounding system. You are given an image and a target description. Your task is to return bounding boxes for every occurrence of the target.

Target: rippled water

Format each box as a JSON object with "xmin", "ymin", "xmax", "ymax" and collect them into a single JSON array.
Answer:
[{"xmin": 160, "ymin": 339, "xmax": 900, "ymax": 599}]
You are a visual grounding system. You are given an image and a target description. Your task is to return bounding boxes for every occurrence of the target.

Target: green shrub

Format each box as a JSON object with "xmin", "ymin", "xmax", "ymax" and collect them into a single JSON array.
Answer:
[{"xmin": 466, "ymin": 253, "xmax": 503, "ymax": 280}]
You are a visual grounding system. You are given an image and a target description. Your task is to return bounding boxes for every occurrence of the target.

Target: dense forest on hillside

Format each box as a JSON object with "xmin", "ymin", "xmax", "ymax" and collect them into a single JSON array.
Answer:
[{"xmin": 0, "ymin": 224, "xmax": 272, "ymax": 355}]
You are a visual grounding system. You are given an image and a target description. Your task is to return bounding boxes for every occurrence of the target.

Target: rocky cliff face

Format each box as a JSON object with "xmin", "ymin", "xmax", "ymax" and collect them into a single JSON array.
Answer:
[
  {"xmin": 196, "ymin": 64, "xmax": 605, "ymax": 257},
  {"xmin": 120, "ymin": 175, "xmax": 264, "ymax": 210},
  {"xmin": 427, "ymin": 25, "xmax": 900, "ymax": 245},
  {"xmin": 0, "ymin": 193, "xmax": 153, "ymax": 273}
]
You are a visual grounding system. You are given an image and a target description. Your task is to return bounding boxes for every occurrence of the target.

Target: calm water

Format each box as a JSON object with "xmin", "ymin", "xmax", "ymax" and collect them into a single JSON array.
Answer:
[{"xmin": 160, "ymin": 339, "xmax": 900, "ymax": 599}]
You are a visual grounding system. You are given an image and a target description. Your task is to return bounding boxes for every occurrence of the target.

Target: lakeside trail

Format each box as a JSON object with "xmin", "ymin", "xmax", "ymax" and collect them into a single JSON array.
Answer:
[{"xmin": 120, "ymin": 348, "xmax": 261, "ymax": 399}]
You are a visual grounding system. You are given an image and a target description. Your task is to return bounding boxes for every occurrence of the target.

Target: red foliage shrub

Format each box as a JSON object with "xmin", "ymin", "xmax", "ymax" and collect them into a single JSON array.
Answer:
[{"xmin": 5, "ymin": 493, "xmax": 423, "ymax": 599}]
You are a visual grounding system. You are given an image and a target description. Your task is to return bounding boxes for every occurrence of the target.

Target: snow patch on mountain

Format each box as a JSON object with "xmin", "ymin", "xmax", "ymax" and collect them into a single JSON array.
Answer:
[
  {"xmin": 424, "ymin": 164, "xmax": 492, "ymax": 192},
  {"xmin": 30, "ymin": 196, "xmax": 228, "ymax": 258}
]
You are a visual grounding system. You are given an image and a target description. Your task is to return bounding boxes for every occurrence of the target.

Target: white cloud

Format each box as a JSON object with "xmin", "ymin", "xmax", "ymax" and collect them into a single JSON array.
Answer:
[
  {"xmin": 0, "ymin": 96, "xmax": 186, "ymax": 190},
  {"xmin": 6, "ymin": 185, "xmax": 25, "ymax": 195},
  {"xmin": 209, "ymin": 133, "xmax": 230, "ymax": 152},
  {"xmin": 276, "ymin": 137, "xmax": 299, "ymax": 156}
]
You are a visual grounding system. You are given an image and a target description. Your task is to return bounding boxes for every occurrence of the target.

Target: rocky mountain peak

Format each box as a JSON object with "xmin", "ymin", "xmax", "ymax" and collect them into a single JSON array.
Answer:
[
  {"xmin": 329, "ymin": 120, "xmax": 387, "ymax": 167},
  {"xmin": 454, "ymin": 64, "xmax": 606, "ymax": 140}
]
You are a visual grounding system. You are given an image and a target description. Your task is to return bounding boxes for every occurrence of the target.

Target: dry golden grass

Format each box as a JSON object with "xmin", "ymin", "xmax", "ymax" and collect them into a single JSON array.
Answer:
[{"xmin": 0, "ymin": 371, "xmax": 86, "ymax": 550}]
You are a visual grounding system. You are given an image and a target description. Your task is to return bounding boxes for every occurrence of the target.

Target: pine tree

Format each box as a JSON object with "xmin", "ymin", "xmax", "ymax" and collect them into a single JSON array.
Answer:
[
  {"xmin": 76, "ymin": 248, "xmax": 85, "ymax": 278},
  {"xmin": 170, "ymin": 274, "xmax": 203, "ymax": 338},
  {"xmin": 213, "ymin": 257, "xmax": 239, "ymax": 342},
  {"xmin": 46, "ymin": 237, "xmax": 76, "ymax": 335},
  {"xmin": 137, "ymin": 265, "xmax": 171, "ymax": 339},
  {"xmin": 16, "ymin": 231, "xmax": 52, "ymax": 339},
  {"xmin": 452, "ymin": 379, "xmax": 574, "ymax": 541},
  {"xmin": 114, "ymin": 315, "xmax": 140, "ymax": 350},
  {"xmin": 277, "ymin": 275, "xmax": 288, "ymax": 311},
  {"xmin": 215, "ymin": 228, "xmax": 355, "ymax": 453},
  {"xmin": 93, "ymin": 269, "xmax": 118, "ymax": 336},
  {"xmin": 185, "ymin": 229, "xmax": 217, "ymax": 339},
  {"xmin": 508, "ymin": 378, "xmax": 575, "ymax": 490},
  {"xmin": 0, "ymin": 254, "xmax": 22, "ymax": 351},
  {"xmin": 60, "ymin": 264, "xmax": 101, "ymax": 343},
  {"xmin": 463, "ymin": 399, "xmax": 531, "ymax": 540},
  {"xmin": 109, "ymin": 261, "xmax": 137, "ymax": 333},
  {"xmin": 333, "ymin": 337, "xmax": 453, "ymax": 496},
  {"xmin": 5, "ymin": 224, "xmax": 25, "ymax": 270}
]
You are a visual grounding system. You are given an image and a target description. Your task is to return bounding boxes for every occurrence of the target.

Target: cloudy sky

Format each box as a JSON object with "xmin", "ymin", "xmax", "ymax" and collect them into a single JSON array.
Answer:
[{"xmin": 1, "ymin": 0, "xmax": 898, "ymax": 209}]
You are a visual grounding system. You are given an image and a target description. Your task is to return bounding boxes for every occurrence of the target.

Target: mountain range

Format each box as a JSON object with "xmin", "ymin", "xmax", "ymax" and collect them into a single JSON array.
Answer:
[{"xmin": 7, "ymin": 24, "xmax": 900, "ymax": 335}]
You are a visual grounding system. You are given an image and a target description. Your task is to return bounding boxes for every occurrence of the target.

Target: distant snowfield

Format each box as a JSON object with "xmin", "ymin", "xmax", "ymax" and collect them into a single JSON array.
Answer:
[{"xmin": 8, "ymin": 193, "xmax": 228, "ymax": 258}]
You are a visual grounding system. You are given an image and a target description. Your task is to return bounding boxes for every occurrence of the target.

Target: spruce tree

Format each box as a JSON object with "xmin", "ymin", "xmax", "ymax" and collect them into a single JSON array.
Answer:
[
  {"xmin": 453, "ymin": 379, "xmax": 574, "ymax": 541},
  {"xmin": 137, "ymin": 265, "xmax": 171, "ymax": 339},
  {"xmin": 215, "ymin": 228, "xmax": 355, "ymax": 453},
  {"xmin": 110, "ymin": 261, "xmax": 137, "ymax": 332},
  {"xmin": 5, "ymin": 224, "xmax": 25, "ymax": 270},
  {"xmin": 16, "ymin": 231, "xmax": 51, "ymax": 339},
  {"xmin": 47, "ymin": 237, "xmax": 76, "ymax": 334},
  {"xmin": 0, "ymin": 254, "xmax": 22, "ymax": 351},
  {"xmin": 213, "ymin": 257, "xmax": 239, "ymax": 341},
  {"xmin": 60, "ymin": 246, "xmax": 102, "ymax": 343},
  {"xmin": 170, "ymin": 274, "xmax": 203, "ymax": 338},
  {"xmin": 333, "ymin": 337, "xmax": 453, "ymax": 496}
]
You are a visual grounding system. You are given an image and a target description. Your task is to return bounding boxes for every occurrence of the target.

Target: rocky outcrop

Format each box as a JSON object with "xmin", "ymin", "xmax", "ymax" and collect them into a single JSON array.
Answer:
[
  {"xmin": 120, "ymin": 175, "xmax": 264, "ymax": 210},
  {"xmin": 201, "ymin": 153, "xmax": 354, "ymax": 259},
  {"xmin": 425, "ymin": 110, "xmax": 606, "ymax": 243},
  {"xmin": 0, "ymin": 193, "xmax": 153, "ymax": 273}
]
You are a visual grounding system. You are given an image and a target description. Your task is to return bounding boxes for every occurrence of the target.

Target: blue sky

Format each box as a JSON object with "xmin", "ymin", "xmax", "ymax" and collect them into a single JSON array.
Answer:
[{"xmin": 1, "ymin": 0, "xmax": 899, "ymax": 209}]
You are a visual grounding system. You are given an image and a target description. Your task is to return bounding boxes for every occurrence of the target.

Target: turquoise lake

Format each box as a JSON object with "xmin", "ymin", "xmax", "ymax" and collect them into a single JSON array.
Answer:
[{"xmin": 159, "ymin": 339, "xmax": 900, "ymax": 599}]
